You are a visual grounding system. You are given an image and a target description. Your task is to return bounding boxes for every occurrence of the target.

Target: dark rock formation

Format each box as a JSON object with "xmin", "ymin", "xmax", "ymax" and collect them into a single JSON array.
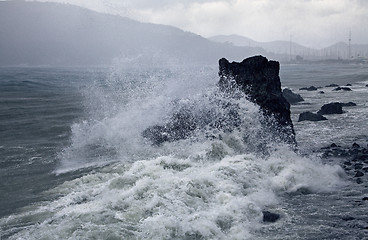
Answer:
[
  {"xmin": 346, "ymin": 84, "xmax": 352, "ymax": 86},
  {"xmin": 282, "ymin": 88, "xmax": 304, "ymax": 104},
  {"xmin": 262, "ymin": 211, "xmax": 280, "ymax": 223},
  {"xmin": 326, "ymin": 83, "xmax": 339, "ymax": 87},
  {"xmin": 218, "ymin": 56, "xmax": 296, "ymax": 145},
  {"xmin": 341, "ymin": 102, "xmax": 357, "ymax": 107},
  {"xmin": 319, "ymin": 91, "xmax": 325, "ymax": 94},
  {"xmin": 317, "ymin": 102, "xmax": 343, "ymax": 115},
  {"xmin": 298, "ymin": 111, "xmax": 327, "ymax": 122},
  {"xmin": 143, "ymin": 56, "xmax": 296, "ymax": 146},
  {"xmin": 299, "ymin": 86, "xmax": 318, "ymax": 91},
  {"xmin": 333, "ymin": 87, "xmax": 352, "ymax": 91}
]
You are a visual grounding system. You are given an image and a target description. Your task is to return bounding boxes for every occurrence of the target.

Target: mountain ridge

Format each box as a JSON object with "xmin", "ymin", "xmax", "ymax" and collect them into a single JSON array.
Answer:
[
  {"xmin": 210, "ymin": 34, "xmax": 368, "ymax": 60},
  {"xmin": 0, "ymin": 1, "xmax": 267, "ymax": 66}
]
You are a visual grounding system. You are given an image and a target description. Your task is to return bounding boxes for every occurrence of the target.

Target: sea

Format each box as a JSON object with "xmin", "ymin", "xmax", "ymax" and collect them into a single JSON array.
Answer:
[{"xmin": 0, "ymin": 61, "xmax": 367, "ymax": 239}]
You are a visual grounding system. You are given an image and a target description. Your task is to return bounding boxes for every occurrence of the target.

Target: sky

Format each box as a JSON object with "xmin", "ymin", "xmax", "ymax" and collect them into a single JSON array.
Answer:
[{"xmin": 32, "ymin": 0, "xmax": 368, "ymax": 48}]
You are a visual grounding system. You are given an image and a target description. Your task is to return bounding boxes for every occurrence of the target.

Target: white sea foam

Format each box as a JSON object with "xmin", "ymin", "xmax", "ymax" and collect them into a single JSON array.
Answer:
[{"xmin": 2, "ymin": 145, "xmax": 345, "ymax": 239}]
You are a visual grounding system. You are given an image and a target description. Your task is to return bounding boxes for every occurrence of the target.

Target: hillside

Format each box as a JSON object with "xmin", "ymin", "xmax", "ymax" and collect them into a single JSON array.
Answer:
[{"xmin": 0, "ymin": 1, "xmax": 266, "ymax": 66}]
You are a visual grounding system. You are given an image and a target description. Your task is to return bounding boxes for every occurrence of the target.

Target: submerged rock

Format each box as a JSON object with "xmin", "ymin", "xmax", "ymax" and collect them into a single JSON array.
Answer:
[
  {"xmin": 333, "ymin": 87, "xmax": 352, "ymax": 91},
  {"xmin": 298, "ymin": 111, "xmax": 327, "ymax": 122},
  {"xmin": 299, "ymin": 86, "xmax": 318, "ymax": 91},
  {"xmin": 326, "ymin": 83, "xmax": 339, "ymax": 87},
  {"xmin": 262, "ymin": 211, "xmax": 280, "ymax": 223},
  {"xmin": 143, "ymin": 55, "xmax": 296, "ymax": 146},
  {"xmin": 355, "ymin": 171, "xmax": 364, "ymax": 177},
  {"xmin": 317, "ymin": 102, "xmax": 343, "ymax": 115},
  {"xmin": 282, "ymin": 88, "xmax": 304, "ymax": 104},
  {"xmin": 341, "ymin": 102, "xmax": 357, "ymax": 107},
  {"xmin": 341, "ymin": 216, "xmax": 355, "ymax": 221}
]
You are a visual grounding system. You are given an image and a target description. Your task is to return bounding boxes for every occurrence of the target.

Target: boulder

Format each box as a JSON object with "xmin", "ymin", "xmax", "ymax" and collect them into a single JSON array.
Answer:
[
  {"xmin": 262, "ymin": 211, "xmax": 280, "ymax": 223},
  {"xmin": 355, "ymin": 171, "xmax": 364, "ymax": 177},
  {"xmin": 325, "ymin": 83, "xmax": 339, "ymax": 87},
  {"xmin": 298, "ymin": 111, "xmax": 327, "ymax": 122},
  {"xmin": 333, "ymin": 87, "xmax": 352, "ymax": 91},
  {"xmin": 341, "ymin": 102, "xmax": 357, "ymax": 107},
  {"xmin": 282, "ymin": 88, "xmax": 304, "ymax": 104},
  {"xmin": 299, "ymin": 86, "xmax": 318, "ymax": 91},
  {"xmin": 317, "ymin": 102, "xmax": 343, "ymax": 115},
  {"xmin": 143, "ymin": 56, "xmax": 296, "ymax": 146}
]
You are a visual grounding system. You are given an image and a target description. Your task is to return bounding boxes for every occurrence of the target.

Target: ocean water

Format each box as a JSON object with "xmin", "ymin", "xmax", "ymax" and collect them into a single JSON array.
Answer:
[{"xmin": 0, "ymin": 62, "xmax": 367, "ymax": 239}]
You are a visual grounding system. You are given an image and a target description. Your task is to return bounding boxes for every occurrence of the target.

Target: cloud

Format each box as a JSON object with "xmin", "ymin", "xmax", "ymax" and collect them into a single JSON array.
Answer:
[
  {"xmin": 33, "ymin": 0, "xmax": 368, "ymax": 48},
  {"xmin": 129, "ymin": 0, "xmax": 367, "ymax": 48}
]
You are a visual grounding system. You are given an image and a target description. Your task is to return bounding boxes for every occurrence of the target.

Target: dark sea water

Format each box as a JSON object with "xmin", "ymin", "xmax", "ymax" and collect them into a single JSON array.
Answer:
[{"xmin": 0, "ymin": 63, "xmax": 367, "ymax": 239}]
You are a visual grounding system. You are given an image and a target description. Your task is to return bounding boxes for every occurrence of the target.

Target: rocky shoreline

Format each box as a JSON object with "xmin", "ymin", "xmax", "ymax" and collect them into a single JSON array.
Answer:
[{"xmin": 322, "ymin": 143, "xmax": 368, "ymax": 184}]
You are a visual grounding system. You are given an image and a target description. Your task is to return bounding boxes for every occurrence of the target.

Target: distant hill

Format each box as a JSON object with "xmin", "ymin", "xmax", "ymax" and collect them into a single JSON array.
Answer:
[
  {"xmin": 0, "ymin": 1, "xmax": 266, "ymax": 66},
  {"xmin": 210, "ymin": 35, "xmax": 314, "ymax": 58},
  {"xmin": 210, "ymin": 34, "xmax": 368, "ymax": 61}
]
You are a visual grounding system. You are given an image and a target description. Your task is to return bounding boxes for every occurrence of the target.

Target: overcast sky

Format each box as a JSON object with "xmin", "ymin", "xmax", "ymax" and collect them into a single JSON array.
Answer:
[{"xmin": 34, "ymin": 0, "xmax": 368, "ymax": 48}]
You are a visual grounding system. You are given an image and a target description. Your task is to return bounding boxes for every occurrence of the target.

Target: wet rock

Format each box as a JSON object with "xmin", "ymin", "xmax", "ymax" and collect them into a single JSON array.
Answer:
[
  {"xmin": 262, "ymin": 211, "xmax": 280, "ymax": 223},
  {"xmin": 299, "ymin": 86, "xmax": 318, "ymax": 91},
  {"xmin": 143, "ymin": 56, "xmax": 296, "ymax": 145},
  {"xmin": 362, "ymin": 197, "xmax": 368, "ymax": 201},
  {"xmin": 366, "ymin": 84, "xmax": 368, "ymax": 87},
  {"xmin": 298, "ymin": 111, "xmax": 327, "ymax": 122},
  {"xmin": 333, "ymin": 87, "xmax": 352, "ymax": 91},
  {"xmin": 354, "ymin": 163, "xmax": 364, "ymax": 170},
  {"xmin": 352, "ymin": 143, "xmax": 360, "ymax": 148},
  {"xmin": 346, "ymin": 84, "xmax": 352, "ymax": 86},
  {"xmin": 355, "ymin": 171, "xmax": 364, "ymax": 178},
  {"xmin": 219, "ymin": 56, "xmax": 296, "ymax": 145},
  {"xmin": 343, "ymin": 161, "xmax": 352, "ymax": 166},
  {"xmin": 341, "ymin": 216, "xmax": 355, "ymax": 221},
  {"xmin": 321, "ymin": 143, "xmax": 368, "ymax": 177},
  {"xmin": 356, "ymin": 178, "xmax": 363, "ymax": 184},
  {"xmin": 282, "ymin": 88, "xmax": 304, "ymax": 104},
  {"xmin": 319, "ymin": 91, "xmax": 325, "ymax": 94},
  {"xmin": 341, "ymin": 102, "xmax": 357, "ymax": 107},
  {"xmin": 317, "ymin": 102, "xmax": 343, "ymax": 115},
  {"xmin": 326, "ymin": 83, "xmax": 339, "ymax": 87}
]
